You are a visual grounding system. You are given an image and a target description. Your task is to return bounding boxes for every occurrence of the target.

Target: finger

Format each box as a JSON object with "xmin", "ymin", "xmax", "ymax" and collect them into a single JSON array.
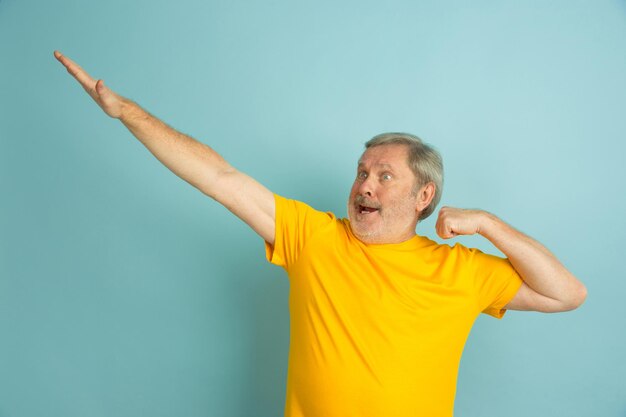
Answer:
[
  {"xmin": 95, "ymin": 79, "xmax": 118, "ymax": 104},
  {"xmin": 438, "ymin": 228, "xmax": 453, "ymax": 239},
  {"xmin": 443, "ymin": 230, "xmax": 455, "ymax": 239},
  {"xmin": 441, "ymin": 221, "xmax": 456, "ymax": 239},
  {"xmin": 54, "ymin": 50, "xmax": 97, "ymax": 90},
  {"xmin": 95, "ymin": 79, "xmax": 107, "ymax": 96},
  {"xmin": 435, "ymin": 219, "xmax": 447, "ymax": 239},
  {"xmin": 95, "ymin": 79, "xmax": 123, "ymax": 118},
  {"xmin": 435, "ymin": 211, "xmax": 447, "ymax": 237},
  {"xmin": 95, "ymin": 79, "xmax": 114, "ymax": 104}
]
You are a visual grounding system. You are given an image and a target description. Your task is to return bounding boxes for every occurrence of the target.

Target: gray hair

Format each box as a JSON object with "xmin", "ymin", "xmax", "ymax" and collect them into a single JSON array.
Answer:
[{"xmin": 365, "ymin": 132, "xmax": 444, "ymax": 221}]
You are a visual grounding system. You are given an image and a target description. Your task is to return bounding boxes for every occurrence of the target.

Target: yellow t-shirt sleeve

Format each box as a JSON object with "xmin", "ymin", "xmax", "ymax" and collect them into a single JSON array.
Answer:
[
  {"xmin": 264, "ymin": 194, "xmax": 335, "ymax": 269},
  {"xmin": 468, "ymin": 247, "xmax": 524, "ymax": 319}
]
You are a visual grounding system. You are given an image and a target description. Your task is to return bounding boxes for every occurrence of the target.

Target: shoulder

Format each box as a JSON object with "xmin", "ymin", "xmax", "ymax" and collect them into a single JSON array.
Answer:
[
  {"xmin": 422, "ymin": 240, "xmax": 506, "ymax": 273},
  {"xmin": 427, "ymin": 240, "xmax": 474, "ymax": 260},
  {"xmin": 275, "ymin": 194, "xmax": 337, "ymax": 221},
  {"xmin": 274, "ymin": 194, "xmax": 339, "ymax": 238}
]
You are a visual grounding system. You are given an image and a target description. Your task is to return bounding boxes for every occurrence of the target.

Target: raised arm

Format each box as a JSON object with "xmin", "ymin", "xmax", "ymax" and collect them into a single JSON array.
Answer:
[{"xmin": 54, "ymin": 51, "xmax": 275, "ymax": 245}]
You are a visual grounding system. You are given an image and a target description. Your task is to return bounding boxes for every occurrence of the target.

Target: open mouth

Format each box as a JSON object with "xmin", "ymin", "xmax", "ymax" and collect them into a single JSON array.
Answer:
[{"xmin": 358, "ymin": 205, "xmax": 379, "ymax": 214}]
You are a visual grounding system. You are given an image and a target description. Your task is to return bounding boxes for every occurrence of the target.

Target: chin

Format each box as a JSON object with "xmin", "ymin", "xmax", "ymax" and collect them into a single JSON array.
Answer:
[{"xmin": 350, "ymin": 222, "xmax": 382, "ymax": 243}]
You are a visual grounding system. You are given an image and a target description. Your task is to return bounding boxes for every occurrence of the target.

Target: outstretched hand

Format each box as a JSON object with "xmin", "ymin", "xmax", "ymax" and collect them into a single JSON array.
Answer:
[
  {"xmin": 435, "ymin": 206, "xmax": 487, "ymax": 239},
  {"xmin": 54, "ymin": 50, "xmax": 125, "ymax": 119}
]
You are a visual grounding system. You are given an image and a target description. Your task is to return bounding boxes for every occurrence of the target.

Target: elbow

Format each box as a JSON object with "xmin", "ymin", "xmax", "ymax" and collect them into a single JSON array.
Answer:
[
  {"xmin": 561, "ymin": 283, "xmax": 588, "ymax": 312},
  {"xmin": 575, "ymin": 283, "xmax": 588, "ymax": 308},
  {"xmin": 200, "ymin": 164, "xmax": 237, "ymax": 200}
]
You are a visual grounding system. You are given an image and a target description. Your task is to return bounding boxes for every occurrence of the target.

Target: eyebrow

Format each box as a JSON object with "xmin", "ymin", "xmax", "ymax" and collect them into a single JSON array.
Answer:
[{"xmin": 357, "ymin": 162, "xmax": 395, "ymax": 171}]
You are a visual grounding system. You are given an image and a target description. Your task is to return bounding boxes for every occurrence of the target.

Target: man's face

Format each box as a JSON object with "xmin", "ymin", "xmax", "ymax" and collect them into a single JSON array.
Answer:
[{"xmin": 347, "ymin": 144, "xmax": 421, "ymax": 244}]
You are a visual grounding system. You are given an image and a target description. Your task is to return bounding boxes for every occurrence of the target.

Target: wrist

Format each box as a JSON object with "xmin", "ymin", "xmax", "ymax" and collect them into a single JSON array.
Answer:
[
  {"xmin": 119, "ymin": 99, "xmax": 143, "ymax": 123},
  {"xmin": 476, "ymin": 210, "xmax": 499, "ymax": 237}
]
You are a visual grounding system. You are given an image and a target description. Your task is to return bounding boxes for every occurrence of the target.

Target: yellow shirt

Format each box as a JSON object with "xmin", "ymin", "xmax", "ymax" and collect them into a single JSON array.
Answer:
[{"xmin": 265, "ymin": 195, "xmax": 523, "ymax": 417}]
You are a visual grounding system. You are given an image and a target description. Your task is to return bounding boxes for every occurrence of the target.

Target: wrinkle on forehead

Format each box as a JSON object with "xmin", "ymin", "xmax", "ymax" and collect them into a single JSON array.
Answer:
[
  {"xmin": 357, "ymin": 161, "xmax": 395, "ymax": 170},
  {"xmin": 357, "ymin": 144, "xmax": 411, "ymax": 170}
]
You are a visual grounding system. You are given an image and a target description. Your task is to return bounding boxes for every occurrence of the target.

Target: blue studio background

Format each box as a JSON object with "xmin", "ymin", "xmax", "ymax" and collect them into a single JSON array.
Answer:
[{"xmin": 1, "ymin": 1, "xmax": 625, "ymax": 416}]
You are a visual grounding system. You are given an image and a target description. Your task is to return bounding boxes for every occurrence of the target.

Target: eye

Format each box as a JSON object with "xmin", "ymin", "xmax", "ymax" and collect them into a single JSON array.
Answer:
[
  {"xmin": 381, "ymin": 173, "xmax": 393, "ymax": 181},
  {"xmin": 357, "ymin": 171, "xmax": 368, "ymax": 180}
]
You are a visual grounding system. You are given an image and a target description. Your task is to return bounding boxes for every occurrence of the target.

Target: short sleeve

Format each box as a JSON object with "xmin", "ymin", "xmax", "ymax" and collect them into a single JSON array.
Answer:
[
  {"xmin": 264, "ymin": 194, "xmax": 335, "ymax": 269},
  {"xmin": 468, "ymin": 247, "xmax": 524, "ymax": 319}
]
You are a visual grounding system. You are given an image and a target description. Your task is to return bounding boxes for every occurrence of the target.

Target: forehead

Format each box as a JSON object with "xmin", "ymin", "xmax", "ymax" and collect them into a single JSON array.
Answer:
[{"xmin": 357, "ymin": 144, "xmax": 411, "ymax": 170}]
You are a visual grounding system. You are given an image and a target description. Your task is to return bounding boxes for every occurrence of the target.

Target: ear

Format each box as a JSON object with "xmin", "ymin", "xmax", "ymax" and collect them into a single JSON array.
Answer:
[{"xmin": 415, "ymin": 182, "xmax": 436, "ymax": 213}]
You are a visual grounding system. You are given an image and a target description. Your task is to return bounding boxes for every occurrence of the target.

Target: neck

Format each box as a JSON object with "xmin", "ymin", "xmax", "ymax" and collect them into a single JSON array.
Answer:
[{"xmin": 352, "ymin": 229, "xmax": 417, "ymax": 245}]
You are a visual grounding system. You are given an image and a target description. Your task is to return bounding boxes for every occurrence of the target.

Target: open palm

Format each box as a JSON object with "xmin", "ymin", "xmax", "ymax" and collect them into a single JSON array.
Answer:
[{"xmin": 54, "ymin": 50, "xmax": 124, "ymax": 118}]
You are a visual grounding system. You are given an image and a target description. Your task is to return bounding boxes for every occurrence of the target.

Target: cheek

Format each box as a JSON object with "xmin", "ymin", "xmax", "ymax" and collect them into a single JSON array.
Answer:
[{"xmin": 349, "ymin": 183, "xmax": 359, "ymax": 198}]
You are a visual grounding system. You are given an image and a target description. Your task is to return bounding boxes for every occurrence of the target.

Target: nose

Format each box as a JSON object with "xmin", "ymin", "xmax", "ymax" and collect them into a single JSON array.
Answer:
[{"xmin": 357, "ymin": 176, "xmax": 374, "ymax": 197}]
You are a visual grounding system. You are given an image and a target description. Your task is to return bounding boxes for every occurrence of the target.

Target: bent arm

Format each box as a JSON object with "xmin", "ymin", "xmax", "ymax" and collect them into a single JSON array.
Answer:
[
  {"xmin": 55, "ymin": 51, "xmax": 275, "ymax": 245},
  {"xmin": 436, "ymin": 206, "xmax": 587, "ymax": 313},
  {"xmin": 478, "ymin": 213, "xmax": 587, "ymax": 312}
]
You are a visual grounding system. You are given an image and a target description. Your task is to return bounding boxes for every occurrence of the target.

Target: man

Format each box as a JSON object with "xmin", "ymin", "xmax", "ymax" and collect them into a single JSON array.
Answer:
[{"xmin": 54, "ymin": 50, "xmax": 587, "ymax": 417}]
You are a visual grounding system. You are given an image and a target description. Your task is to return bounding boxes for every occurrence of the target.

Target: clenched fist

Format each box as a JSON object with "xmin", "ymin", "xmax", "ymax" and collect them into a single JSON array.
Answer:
[{"xmin": 435, "ymin": 206, "xmax": 492, "ymax": 239}]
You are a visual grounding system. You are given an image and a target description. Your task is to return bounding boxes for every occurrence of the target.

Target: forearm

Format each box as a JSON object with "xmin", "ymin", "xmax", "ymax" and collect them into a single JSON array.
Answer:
[
  {"xmin": 119, "ymin": 100, "xmax": 232, "ymax": 197},
  {"xmin": 478, "ymin": 213, "xmax": 587, "ymax": 308}
]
